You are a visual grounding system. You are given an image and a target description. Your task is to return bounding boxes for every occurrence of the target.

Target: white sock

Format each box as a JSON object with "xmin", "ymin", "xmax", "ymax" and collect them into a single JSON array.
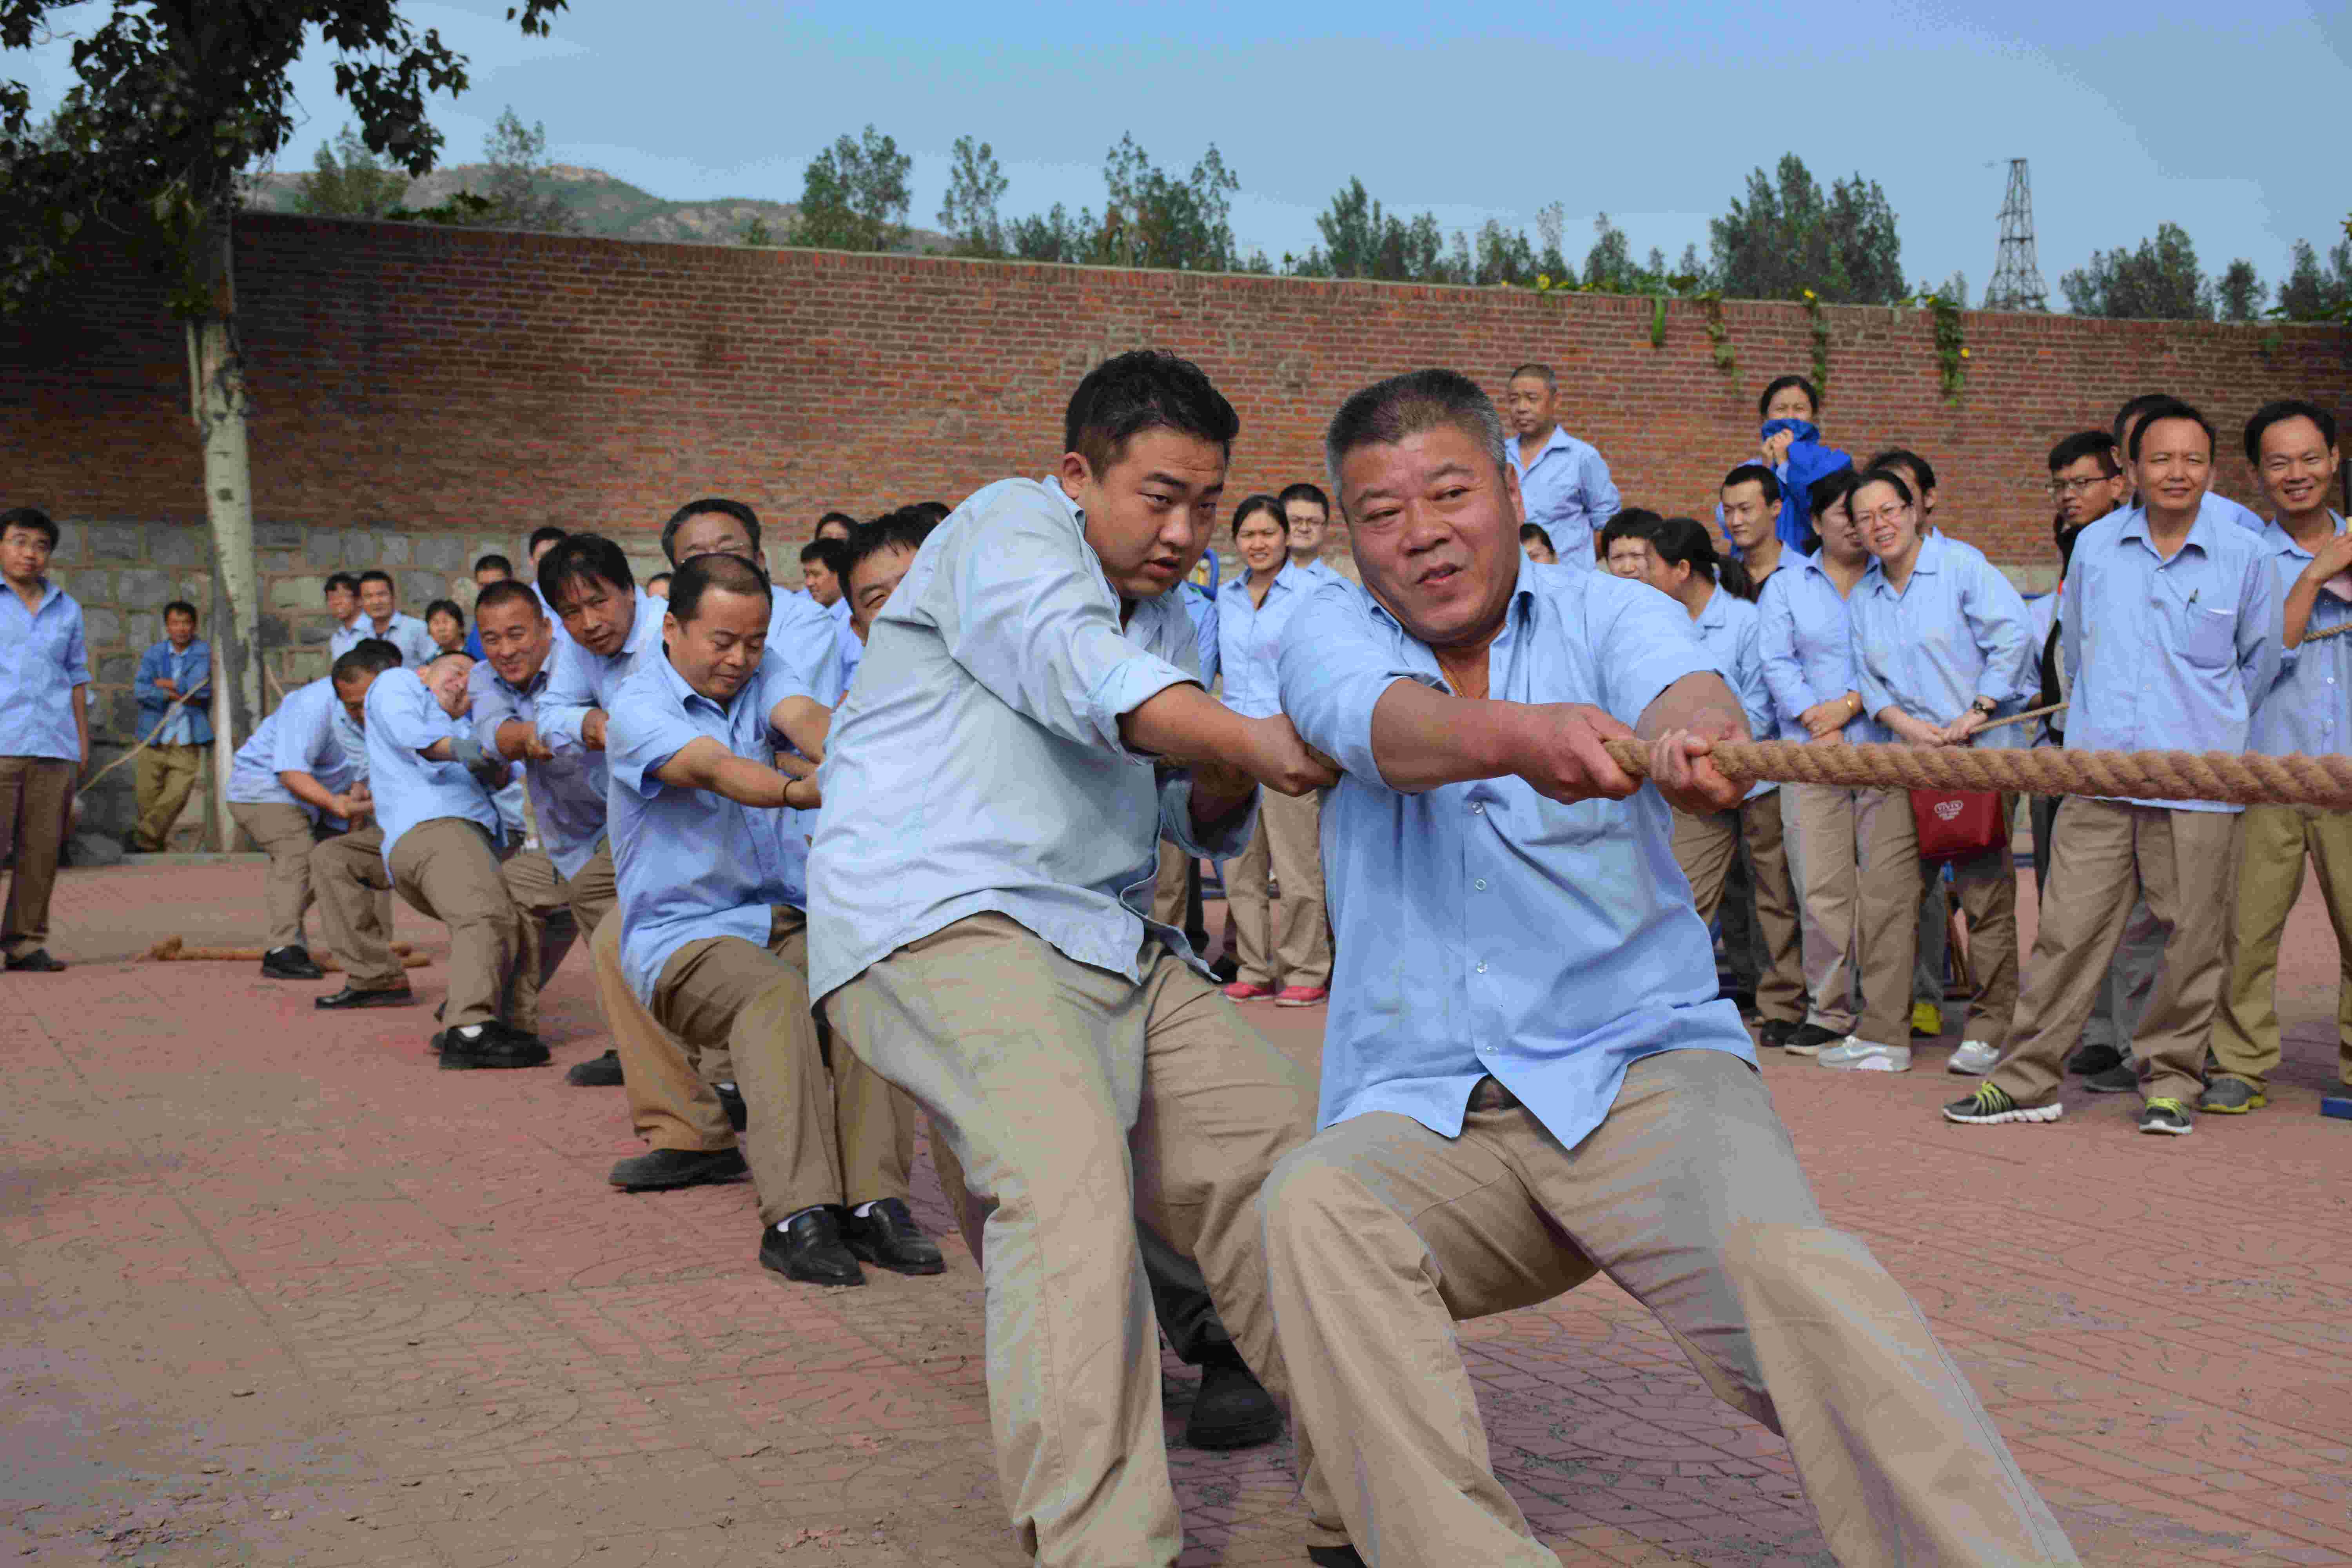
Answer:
[
  {"xmin": 716, "ymin": 1081, "xmax": 737, "ymax": 1093},
  {"xmin": 776, "ymin": 1205, "xmax": 826, "ymax": 1232},
  {"xmin": 456, "ymin": 1024, "xmax": 483, "ymax": 1040},
  {"xmin": 851, "ymin": 1200, "xmax": 878, "ymax": 1218}
]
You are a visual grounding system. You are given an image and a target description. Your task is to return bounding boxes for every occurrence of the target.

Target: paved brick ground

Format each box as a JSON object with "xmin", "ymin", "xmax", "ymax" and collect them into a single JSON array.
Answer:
[{"xmin": 3, "ymin": 860, "xmax": 2348, "ymax": 1567}]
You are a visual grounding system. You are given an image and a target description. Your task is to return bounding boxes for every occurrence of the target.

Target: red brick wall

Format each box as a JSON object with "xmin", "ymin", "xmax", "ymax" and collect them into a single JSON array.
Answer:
[{"xmin": 9, "ymin": 213, "xmax": 2349, "ymax": 578}]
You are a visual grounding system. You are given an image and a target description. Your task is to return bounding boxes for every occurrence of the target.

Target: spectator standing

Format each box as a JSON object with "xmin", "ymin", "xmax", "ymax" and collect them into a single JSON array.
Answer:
[
  {"xmin": 1846, "ymin": 468, "xmax": 2034, "ymax": 1074},
  {"xmin": 644, "ymin": 572, "xmax": 673, "ymax": 601},
  {"xmin": 127, "ymin": 599, "xmax": 212, "ymax": 853},
  {"xmin": 1947, "ymin": 402, "xmax": 2280, "ymax": 1136},
  {"xmin": 1613, "ymin": 515, "xmax": 1805, "ymax": 1047},
  {"xmin": 799, "ymin": 537, "xmax": 862, "ymax": 688},
  {"xmin": 2030, "ymin": 432, "xmax": 2159, "ymax": 1088},
  {"xmin": 425, "ymin": 599, "xmax": 468, "ymax": 656},
  {"xmin": 463, "ymin": 555, "xmax": 514, "ymax": 659},
  {"xmin": 1217, "ymin": 495, "xmax": 1332, "ymax": 1008},
  {"xmin": 1758, "ymin": 472, "xmax": 1877, "ymax": 1054},
  {"xmin": 346, "ymin": 569, "xmax": 437, "ymax": 667},
  {"xmin": 2205, "ymin": 401, "xmax": 2352, "ymax": 1114},
  {"xmin": 1519, "ymin": 523, "xmax": 1557, "ymax": 564},
  {"xmin": 0, "ymin": 506, "xmax": 89, "ymax": 973},
  {"xmin": 813, "ymin": 511, "xmax": 856, "ymax": 545},
  {"xmin": 323, "ymin": 572, "xmax": 365, "ymax": 654},
  {"xmin": 1503, "ymin": 363, "xmax": 1619, "ymax": 568},
  {"xmin": 1278, "ymin": 482, "xmax": 1343, "ymax": 585}
]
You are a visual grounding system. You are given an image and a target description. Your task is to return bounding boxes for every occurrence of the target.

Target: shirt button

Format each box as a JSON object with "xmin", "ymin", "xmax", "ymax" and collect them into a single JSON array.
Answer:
[
  {"xmin": 1474, "ymin": 878, "xmax": 1488, "ymax": 891},
  {"xmin": 1470, "ymin": 802, "xmax": 1484, "ymax": 815},
  {"xmin": 1475, "ymin": 960, "xmax": 1488, "ymax": 974}
]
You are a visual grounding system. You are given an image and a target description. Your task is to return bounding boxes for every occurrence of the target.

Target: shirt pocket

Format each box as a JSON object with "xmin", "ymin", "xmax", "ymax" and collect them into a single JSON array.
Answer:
[{"xmin": 2165, "ymin": 597, "xmax": 2236, "ymax": 669}]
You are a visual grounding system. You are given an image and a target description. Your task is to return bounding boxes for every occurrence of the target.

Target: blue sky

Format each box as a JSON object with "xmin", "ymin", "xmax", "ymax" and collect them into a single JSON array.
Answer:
[{"xmin": 18, "ymin": 1, "xmax": 2351, "ymax": 303}]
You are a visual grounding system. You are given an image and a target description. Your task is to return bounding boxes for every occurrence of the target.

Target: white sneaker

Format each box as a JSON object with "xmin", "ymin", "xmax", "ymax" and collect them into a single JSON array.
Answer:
[
  {"xmin": 1818, "ymin": 1037, "xmax": 1912, "ymax": 1072},
  {"xmin": 1947, "ymin": 1040, "xmax": 2001, "ymax": 1076}
]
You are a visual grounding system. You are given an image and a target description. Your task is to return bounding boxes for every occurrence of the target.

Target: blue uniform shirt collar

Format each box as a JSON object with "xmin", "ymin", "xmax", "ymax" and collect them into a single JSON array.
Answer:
[
  {"xmin": 651, "ymin": 642, "xmax": 761, "ymax": 724},
  {"xmin": 2116, "ymin": 499, "xmax": 2223, "ymax": 560},
  {"xmin": 1362, "ymin": 551, "xmax": 1539, "ymax": 648},
  {"xmin": 2258, "ymin": 511, "xmax": 2345, "ymax": 561}
]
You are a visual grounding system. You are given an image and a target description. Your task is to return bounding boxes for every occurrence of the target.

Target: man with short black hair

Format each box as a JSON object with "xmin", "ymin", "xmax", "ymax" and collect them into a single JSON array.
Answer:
[
  {"xmin": 1278, "ymin": 481, "xmax": 1341, "ymax": 583},
  {"xmin": 811, "ymin": 351, "xmax": 1330, "ymax": 1559},
  {"xmin": 229, "ymin": 641, "xmax": 399, "ymax": 979},
  {"xmin": 2112, "ymin": 393, "xmax": 2264, "ymax": 532},
  {"xmin": 2033, "ymin": 430, "xmax": 2159, "ymax": 1085},
  {"xmin": 644, "ymin": 571, "xmax": 672, "ymax": 601},
  {"xmin": 310, "ymin": 650, "xmax": 546, "ymax": 1069},
  {"xmin": 1264, "ymin": 368, "xmax": 2077, "ymax": 1568},
  {"xmin": 0, "ymin": 506, "xmax": 88, "ymax": 973},
  {"xmin": 1719, "ymin": 463, "xmax": 1787, "ymax": 584},
  {"xmin": 1502, "ymin": 362, "xmax": 1618, "ymax": 569},
  {"xmin": 128, "ymin": 599, "xmax": 212, "ymax": 852},
  {"xmin": 2206, "ymin": 400, "xmax": 2352, "ymax": 1114},
  {"xmin": 609, "ymin": 551, "xmax": 936, "ymax": 1283},
  {"xmin": 347, "ymin": 569, "xmax": 437, "ymax": 667},
  {"xmin": 813, "ymin": 511, "xmax": 856, "ymax": 545},
  {"xmin": 472, "ymin": 555, "xmax": 514, "ymax": 588},
  {"xmin": 526, "ymin": 528, "xmax": 567, "ymax": 568},
  {"xmin": 1950, "ymin": 401, "xmax": 2281, "ymax": 1136},
  {"xmin": 323, "ymin": 572, "xmax": 365, "ymax": 653}
]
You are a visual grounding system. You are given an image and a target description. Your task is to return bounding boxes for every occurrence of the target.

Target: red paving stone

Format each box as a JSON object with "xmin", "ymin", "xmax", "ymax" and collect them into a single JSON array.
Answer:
[{"xmin": 2, "ymin": 858, "xmax": 2348, "ymax": 1566}]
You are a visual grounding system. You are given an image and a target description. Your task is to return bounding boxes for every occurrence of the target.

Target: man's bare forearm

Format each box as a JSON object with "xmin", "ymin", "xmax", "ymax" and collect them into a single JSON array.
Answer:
[
  {"xmin": 1119, "ymin": 682, "xmax": 1252, "ymax": 768},
  {"xmin": 1635, "ymin": 672, "xmax": 1748, "ymax": 744},
  {"xmin": 1365, "ymin": 679, "xmax": 1524, "ymax": 792}
]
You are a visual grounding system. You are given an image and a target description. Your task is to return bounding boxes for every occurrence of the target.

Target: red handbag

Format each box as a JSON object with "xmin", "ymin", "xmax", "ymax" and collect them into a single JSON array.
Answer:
[{"xmin": 1910, "ymin": 789, "xmax": 2007, "ymax": 863}]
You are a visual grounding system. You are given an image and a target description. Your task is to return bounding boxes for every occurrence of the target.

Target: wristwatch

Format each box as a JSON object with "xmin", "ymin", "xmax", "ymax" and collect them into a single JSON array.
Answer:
[{"xmin": 1969, "ymin": 696, "xmax": 1998, "ymax": 717}]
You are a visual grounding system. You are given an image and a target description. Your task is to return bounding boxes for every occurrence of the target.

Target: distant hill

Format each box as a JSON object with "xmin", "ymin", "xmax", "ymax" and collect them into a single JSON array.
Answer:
[{"xmin": 242, "ymin": 162, "xmax": 954, "ymax": 252}]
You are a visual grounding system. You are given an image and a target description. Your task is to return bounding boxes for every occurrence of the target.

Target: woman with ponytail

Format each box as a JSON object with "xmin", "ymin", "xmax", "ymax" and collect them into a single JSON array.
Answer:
[{"xmin": 1605, "ymin": 515, "xmax": 1806, "ymax": 1045}]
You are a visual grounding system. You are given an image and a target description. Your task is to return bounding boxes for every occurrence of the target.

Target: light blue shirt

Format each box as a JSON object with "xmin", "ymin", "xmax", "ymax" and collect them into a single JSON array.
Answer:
[
  {"xmin": 836, "ymin": 617, "xmax": 863, "ymax": 692},
  {"xmin": 537, "ymin": 592, "xmax": 665, "ymax": 756},
  {"xmin": 1853, "ymin": 533, "xmax": 2036, "ymax": 745},
  {"xmin": 606, "ymin": 648, "xmax": 825, "ymax": 1004},
  {"xmin": 1278, "ymin": 560, "xmax": 1753, "ymax": 1152},
  {"xmin": 1506, "ymin": 426, "xmax": 1618, "ymax": 569},
  {"xmin": 0, "ymin": 581, "xmax": 89, "ymax": 761},
  {"xmin": 2062, "ymin": 500, "xmax": 2283, "ymax": 811},
  {"xmin": 808, "ymin": 476, "xmax": 1257, "ymax": 1004},
  {"xmin": 225, "ymin": 676, "xmax": 356, "ymax": 826},
  {"xmin": 362, "ymin": 668, "xmax": 504, "ymax": 863},
  {"xmin": 2250, "ymin": 515, "xmax": 2350, "ymax": 760},
  {"xmin": 332, "ymin": 611, "xmax": 437, "ymax": 668},
  {"xmin": 1179, "ymin": 581, "xmax": 1220, "ymax": 687},
  {"xmin": 1757, "ymin": 552, "xmax": 1880, "ymax": 745},
  {"xmin": 1216, "ymin": 561, "xmax": 1319, "ymax": 718},
  {"xmin": 1684, "ymin": 581, "xmax": 1775, "ymax": 802},
  {"xmin": 763, "ymin": 588, "xmax": 848, "ymax": 707},
  {"xmin": 471, "ymin": 658, "xmax": 609, "ymax": 881},
  {"xmin": 135, "ymin": 638, "xmax": 212, "ymax": 747}
]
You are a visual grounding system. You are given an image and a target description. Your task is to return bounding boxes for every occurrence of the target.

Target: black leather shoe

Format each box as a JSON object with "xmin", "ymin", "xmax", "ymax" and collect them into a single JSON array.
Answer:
[
  {"xmin": 4, "ymin": 949, "xmax": 65, "ymax": 972},
  {"xmin": 1183, "ymin": 1345, "xmax": 1283, "ymax": 1450},
  {"xmin": 2066, "ymin": 1041, "xmax": 2124, "ymax": 1076},
  {"xmin": 436, "ymin": 1022, "xmax": 551, "ymax": 1070},
  {"xmin": 843, "ymin": 1197, "xmax": 945, "ymax": 1276},
  {"xmin": 759, "ymin": 1209, "xmax": 865, "ymax": 1288},
  {"xmin": 1757, "ymin": 1018, "xmax": 1800, "ymax": 1050},
  {"xmin": 716, "ymin": 1082, "xmax": 748, "ymax": 1133},
  {"xmin": 1307, "ymin": 1546, "xmax": 1367, "ymax": 1567},
  {"xmin": 608, "ymin": 1146, "xmax": 748, "ymax": 1191},
  {"xmin": 260, "ymin": 945, "xmax": 325, "ymax": 980},
  {"xmin": 566, "ymin": 1049, "xmax": 625, "ymax": 1087},
  {"xmin": 315, "ymin": 984, "xmax": 415, "ymax": 1011}
]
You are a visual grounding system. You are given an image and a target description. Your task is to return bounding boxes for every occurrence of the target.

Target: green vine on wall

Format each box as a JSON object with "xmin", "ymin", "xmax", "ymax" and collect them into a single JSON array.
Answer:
[
  {"xmin": 1895, "ymin": 283, "xmax": 1969, "ymax": 404},
  {"xmin": 1700, "ymin": 292, "xmax": 1735, "ymax": 375},
  {"xmin": 1801, "ymin": 289, "xmax": 1830, "ymax": 399}
]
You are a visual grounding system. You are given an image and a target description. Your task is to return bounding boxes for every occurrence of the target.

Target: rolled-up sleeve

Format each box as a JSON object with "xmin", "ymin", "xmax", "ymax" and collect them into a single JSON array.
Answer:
[
  {"xmin": 922, "ymin": 486, "xmax": 1195, "ymax": 758},
  {"xmin": 536, "ymin": 641, "xmax": 597, "ymax": 755},
  {"xmin": 63, "ymin": 610, "xmax": 90, "ymax": 688},
  {"xmin": 471, "ymin": 672, "xmax": 523, "ymax": 762},
  {"xmin": 1278, "ymin": 581, "xmax": 1444, "ymax": 789},
  {"xmin": 1756, "ymin": 580, "xmax": 1819, "ymax": 732},
  {"xmin": 1580, "ymin": 445, "xmax": 1622, "ymax": 531},
  {"xmin": 606, "ymin": 696, "xmax": 701, "ymax": 802},
  {"xmin": 1591, "ymin": 582, "xmax": 1717, "ymax": 730},
  {"xmin": 1158, "ymin": 769, "xmax": 1257, "ymax": 862}
]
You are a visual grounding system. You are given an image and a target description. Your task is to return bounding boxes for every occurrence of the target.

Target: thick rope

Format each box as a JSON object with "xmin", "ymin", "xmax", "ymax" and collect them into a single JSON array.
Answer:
[{"xmin": 1600, "ymin": 737, "xmax": 2352, "ymax": 811}]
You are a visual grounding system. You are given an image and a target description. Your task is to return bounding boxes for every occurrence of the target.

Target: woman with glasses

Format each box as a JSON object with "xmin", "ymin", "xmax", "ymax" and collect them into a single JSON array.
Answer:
[{"xmin": 1839, "ymin": 468, "xmax": 2036, "ymax": 1074}]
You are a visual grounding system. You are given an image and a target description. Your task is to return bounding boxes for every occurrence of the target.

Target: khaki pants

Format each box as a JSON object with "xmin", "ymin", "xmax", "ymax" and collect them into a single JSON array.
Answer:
[
  {"xmin": 1791, "ymin": 784, "xmax": 1862, "ymax": 1033},
  {"xmin": 1672, "ymin": 789, "xmax": 1804, "ymax": 1025},
  {"xmin": 0, "ymin": 755, "xmax": 75, "ymax": 958},
  {"xmin": 652, "ymin": 905, "xmax": 913, "ymax": 1224},
  {"xmin": 1261, "ymin": 1053, "xmax": 2080, "ymax": 1568},
  {"xmin": 1856, "ymin": 792, "xmax": 2018, "ymax": 1050},
  {"xmin": 1227, "ymin": 787, "xmax": 1331, "ymax": 990},
  {"xmin": 2212, "ymin": 804, "xmax": 2352, "ymax": 1092},
  {"xmin": 576, "ymin": 842, "xmax": 736, "ymax": 1152},
  {"xmin": 131, "ymin": 742, "xmax": 205, "ymax": 851},
  {"xmin": 1987, "ymin": 799, "xmax": 2238, "ymax": 1108},
  {"xmin": 826, "ymin": 912, "xmax": 1316, "ymax": 1567},
  {"xmin": 498, "ymin": 849, "xmax": 582, "ymax": 1036},
  {"xmin": 231, "ymin": 800, "xmax": 385, "ymax": 952},
  {"xmin": 313, "ymin": 818, "xmax": 524, "ymax": 1029}
]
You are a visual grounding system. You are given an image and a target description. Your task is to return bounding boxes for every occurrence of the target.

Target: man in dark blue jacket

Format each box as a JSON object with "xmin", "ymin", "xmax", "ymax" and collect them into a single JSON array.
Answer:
[{"xmin": 128, "ymin": 599, "xmax": 211, "ymax": 852}]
